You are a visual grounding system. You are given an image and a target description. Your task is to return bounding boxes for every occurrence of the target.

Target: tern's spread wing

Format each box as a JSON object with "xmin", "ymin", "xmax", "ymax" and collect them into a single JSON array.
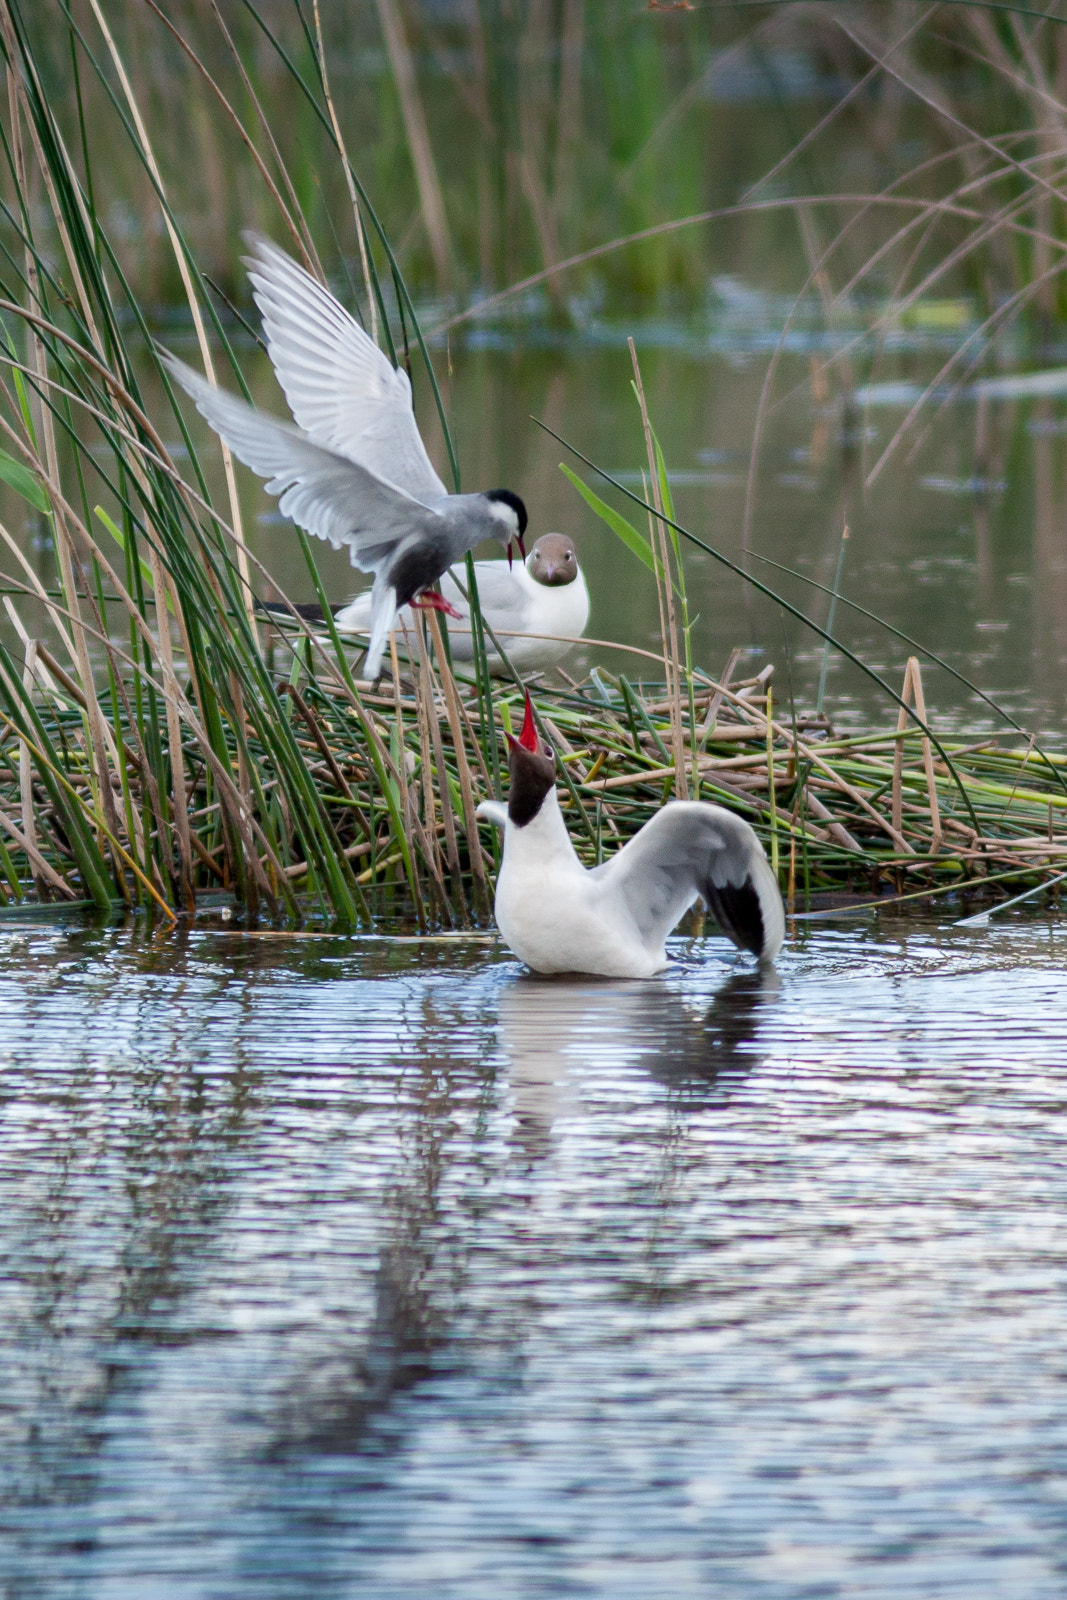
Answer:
[
  {"xmin": 593, "ymin": 802, "xmax": 784, "ymax": 961},
  {"xmin": 244, "ymin": 236, "xmax": 449, "ymax": 505},
  {"xmin": 163, "ymin": 354, "xmax": 438, "ymax": 573}
]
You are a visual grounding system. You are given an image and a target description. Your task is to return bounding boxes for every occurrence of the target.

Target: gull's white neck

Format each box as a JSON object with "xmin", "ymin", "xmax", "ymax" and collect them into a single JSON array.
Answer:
[
  {"xmin": 503, "ymin": 785, "xmax": 579, "ymax": 867},
  {"xmin": 494, "ymin": 784, "xmax": 663, "ymax": 977}
]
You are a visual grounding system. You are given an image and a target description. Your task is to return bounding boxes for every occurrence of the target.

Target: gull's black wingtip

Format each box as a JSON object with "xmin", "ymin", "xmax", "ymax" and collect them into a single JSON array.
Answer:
[
  {"xmin": 704, "ymin": 878, "xmax": 770, "ymax": 960},
  {"xmin": 255, "ymin": 599, "xmax": 335, "ymax": 625}
]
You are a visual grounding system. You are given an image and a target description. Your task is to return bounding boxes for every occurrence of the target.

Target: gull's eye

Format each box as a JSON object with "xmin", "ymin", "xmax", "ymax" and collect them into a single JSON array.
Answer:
[{"xmin": 543, "ymin": 745, "xmax": 554, "ymax": 761}]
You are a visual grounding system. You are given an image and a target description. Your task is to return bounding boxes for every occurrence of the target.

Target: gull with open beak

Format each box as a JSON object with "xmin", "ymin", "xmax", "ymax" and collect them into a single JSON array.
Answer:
[
  {"xmin": 476, "ymin": 693, "xmax": 785, "ymax": 977},
  {"xmin": 161, "ymin": 235, "xmax": 527, "ymax": 679}
]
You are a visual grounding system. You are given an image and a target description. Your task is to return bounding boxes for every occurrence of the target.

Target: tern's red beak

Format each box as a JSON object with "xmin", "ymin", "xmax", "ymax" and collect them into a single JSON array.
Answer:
[{"xmin": 506, "ymin": 531, "xmax": 527, "ymax": 572}]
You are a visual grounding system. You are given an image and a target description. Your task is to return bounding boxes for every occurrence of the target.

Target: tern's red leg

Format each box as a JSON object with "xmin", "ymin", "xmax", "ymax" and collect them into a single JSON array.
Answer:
[{"xmin": 410, "ymin": 591, "xmax": 462, "ymax": 620}]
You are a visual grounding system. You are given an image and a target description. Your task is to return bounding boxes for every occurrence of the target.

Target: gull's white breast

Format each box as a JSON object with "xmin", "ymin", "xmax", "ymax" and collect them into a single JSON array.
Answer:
[{"xmin": 493, "ymin": 801, "xmax": 667, "ymax": 979}]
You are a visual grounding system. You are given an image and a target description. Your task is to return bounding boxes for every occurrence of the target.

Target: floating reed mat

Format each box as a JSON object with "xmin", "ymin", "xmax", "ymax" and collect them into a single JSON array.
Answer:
[{"xmin": 2, "ymin": 624, "xmax": 1067, "ymax": 926}]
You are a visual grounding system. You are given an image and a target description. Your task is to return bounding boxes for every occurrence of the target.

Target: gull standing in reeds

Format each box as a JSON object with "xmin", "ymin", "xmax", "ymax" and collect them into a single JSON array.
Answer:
[
  {"xmin": 329, "ymin": 532, "xmax": 590, "ymax": 675},
  {"xmin": 162, "ymin": 235, "xmax": 527, "ymax": 679},
  {"xmin": 477, "ymin": 693, "xmax": 785, "ymax": 977}
]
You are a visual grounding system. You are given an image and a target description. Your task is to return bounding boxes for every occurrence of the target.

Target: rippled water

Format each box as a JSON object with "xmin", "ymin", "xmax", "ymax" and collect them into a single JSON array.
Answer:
[{"xmin": 3, "ymin": 913, "xmax": 1067, "ymax": 1598}]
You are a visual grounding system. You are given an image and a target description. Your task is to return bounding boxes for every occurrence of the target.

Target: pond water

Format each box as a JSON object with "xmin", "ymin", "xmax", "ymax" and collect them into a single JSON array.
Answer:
[{"xmin": 4, "ymin": 911, "xmax": 1067, "ymax": 1599}]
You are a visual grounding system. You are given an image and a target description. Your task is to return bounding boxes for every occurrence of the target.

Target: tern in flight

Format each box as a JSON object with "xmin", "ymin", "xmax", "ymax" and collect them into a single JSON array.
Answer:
[{"xmin": 162, "ymin": 235, "xmax": 527, "ymax": 679}]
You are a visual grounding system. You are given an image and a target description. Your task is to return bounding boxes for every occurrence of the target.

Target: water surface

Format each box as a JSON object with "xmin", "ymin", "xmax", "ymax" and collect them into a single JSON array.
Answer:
[{"xmin": 3, "ymin": 913, "xmax": 1067, "ymax": 1597}]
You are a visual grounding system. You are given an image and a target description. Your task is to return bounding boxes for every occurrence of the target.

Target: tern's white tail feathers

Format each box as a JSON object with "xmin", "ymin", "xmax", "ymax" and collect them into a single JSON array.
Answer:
[{"xmin": 363, "ymin": 585, "xmax": 397, "ymax": 680}]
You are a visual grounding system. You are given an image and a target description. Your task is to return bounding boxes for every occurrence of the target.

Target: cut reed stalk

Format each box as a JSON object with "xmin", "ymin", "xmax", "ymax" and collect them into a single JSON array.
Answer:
[{"xmin": 628, "ymin": 338, "xmax": 687, "ymax": 801}]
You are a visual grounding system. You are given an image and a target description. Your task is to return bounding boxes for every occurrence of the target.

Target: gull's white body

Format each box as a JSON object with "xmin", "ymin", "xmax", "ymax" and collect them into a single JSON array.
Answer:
[
  {"xmin": 333, "ymin": 547, "xmax": 590, "ymax": 673},
  {"xmin": 162, "ymin": 237, "xmax": 523, "ymax": 678},
  {"xmin": 478, "ymin": 790, "xmax": 785, "ymax": 979}
]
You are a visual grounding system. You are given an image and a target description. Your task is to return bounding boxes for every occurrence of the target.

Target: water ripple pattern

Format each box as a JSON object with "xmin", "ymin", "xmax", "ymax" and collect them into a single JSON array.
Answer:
[{"xmin": 1, "ymin": 916, "xmax": 1067, "ymax": 1598}]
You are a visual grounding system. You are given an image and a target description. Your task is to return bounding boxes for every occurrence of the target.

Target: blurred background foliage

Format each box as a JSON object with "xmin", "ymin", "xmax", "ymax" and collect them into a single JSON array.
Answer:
[{"xmin": 12, "ymin": 0, "xmax": 1067, "ymax": 330}]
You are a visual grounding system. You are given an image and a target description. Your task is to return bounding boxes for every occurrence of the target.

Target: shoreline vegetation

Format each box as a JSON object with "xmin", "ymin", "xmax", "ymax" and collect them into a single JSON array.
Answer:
[
  {"xmin": 5, "ymin": 614, "xmax": 1067, "ymax": 926},
  {"xmin": 3, "ymin": 1, "xmax": 1067, "ymax": 926}
]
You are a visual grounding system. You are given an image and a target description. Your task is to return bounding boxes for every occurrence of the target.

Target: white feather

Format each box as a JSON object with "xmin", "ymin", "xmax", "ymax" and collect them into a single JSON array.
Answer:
[
  {"xmin": 363, "ymin": 582, "xmax": 397, "ymax": 682},
  {"xmin": 161, "ymin": 354, "xmax": 435, "ymax": 566},
  {"xmin": 243, "ymin": 235, "xmax": 449, "ymax": 503}
]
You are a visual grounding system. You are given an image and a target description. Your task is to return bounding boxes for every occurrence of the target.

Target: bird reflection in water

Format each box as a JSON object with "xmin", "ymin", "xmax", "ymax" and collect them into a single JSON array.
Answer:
[
  {"xmin": 266, "ymin": 969, "xmax": 779, "ymax": 1456},
  {"xmin": 497, "ymin": 966, "xmax": 779, "ymax": 1158}
]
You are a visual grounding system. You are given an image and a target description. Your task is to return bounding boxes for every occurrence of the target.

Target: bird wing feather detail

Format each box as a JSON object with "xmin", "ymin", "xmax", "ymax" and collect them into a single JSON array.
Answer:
[
  {"xmin": 592, "ymin": 801, "xmax": 784, "ymax": 960},
  {"xmin": 243, "ymin": 235, "xmax": 449, "ymax": 505},
  {"xmin": 162, "ymin": 353, "xmax": 440, "ymax": 572},
  {"xmin": 441, "ymin": 561, "xmax": 532, "ymax": 629}
]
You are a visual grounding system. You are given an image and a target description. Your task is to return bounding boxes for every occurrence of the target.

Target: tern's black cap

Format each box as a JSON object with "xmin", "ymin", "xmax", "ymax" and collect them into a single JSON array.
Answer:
[{"xmin": 486, "ymin": 489, "xmax": 528, "ymax": 536}]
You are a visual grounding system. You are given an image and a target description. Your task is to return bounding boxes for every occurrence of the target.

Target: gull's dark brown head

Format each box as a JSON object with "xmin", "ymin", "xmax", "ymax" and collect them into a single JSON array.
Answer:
[
  {"xmin": 506, "ymin": 690, "xmax": 556, "ymax": 827},
  {"xmin": 527, "ymin": 533, "xmax": 578, "ymax": 588}
]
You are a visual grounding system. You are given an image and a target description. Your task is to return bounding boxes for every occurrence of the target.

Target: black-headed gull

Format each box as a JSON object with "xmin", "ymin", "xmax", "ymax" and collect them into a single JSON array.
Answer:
[
  {"xmin": 330, "ymin": 533, "xmax": 589, "ymax": 674},
  {"xmin": 477, "ymin": 693, "xmax": 785, "ymax": 977},
  {"xmin": 161, "ymin": 235, "xmax": 527, "ymax": 679}
]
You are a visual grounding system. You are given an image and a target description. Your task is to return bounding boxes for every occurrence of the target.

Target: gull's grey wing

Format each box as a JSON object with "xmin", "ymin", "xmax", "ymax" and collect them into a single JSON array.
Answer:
[
  {"xmin": 593, "ymin": 801, "xmax": 785, "ymax": 961},
  {"xmin": 442, "ymin": 560, "xmax": 531, "ymax": 629},
  {"xmin": 331, "ymin": 558, "xmax": 525, "ymax": 643},
  {"xmin": 475, "ymin": 799, "xmax": 508, "ymax": 830},
  {"xmin": 243, "ymin": 236, "xmax": 449, "ymax": 505},
  {"xmin": 163, "ymin": 353, "xmax": 438, "ymax": 572}
]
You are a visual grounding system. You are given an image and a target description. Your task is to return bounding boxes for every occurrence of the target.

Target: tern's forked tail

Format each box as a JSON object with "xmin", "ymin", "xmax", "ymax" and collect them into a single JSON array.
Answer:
[{"xmin": 362, "ymin": 584, "xmax": 397, "ymax": 680}]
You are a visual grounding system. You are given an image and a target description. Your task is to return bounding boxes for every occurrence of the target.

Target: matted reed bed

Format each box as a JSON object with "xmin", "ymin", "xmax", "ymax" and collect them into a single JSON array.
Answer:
[{"xmin": 3, "ymin": 615, "xmax": 1067, "ymax": 925}]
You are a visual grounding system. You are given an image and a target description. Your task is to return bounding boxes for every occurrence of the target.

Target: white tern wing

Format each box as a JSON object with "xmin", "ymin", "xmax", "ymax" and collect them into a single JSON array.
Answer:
[
  {"xmin": 163, "ymin": 353, "xmax": 438, "ymax": 572},
  {"xmin": 592, "ymin": 802, "xmax": 784, "ymax": 961},
  {"xmin": 244, "ymin": 235, "xmax": 449, "ymax": 505}
]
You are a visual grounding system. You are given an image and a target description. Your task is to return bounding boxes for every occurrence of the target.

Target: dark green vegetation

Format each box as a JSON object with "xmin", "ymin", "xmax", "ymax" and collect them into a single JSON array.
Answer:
[{"xmin": 2, "ymin": 0, "xmax": 1067, "ymax": 924}]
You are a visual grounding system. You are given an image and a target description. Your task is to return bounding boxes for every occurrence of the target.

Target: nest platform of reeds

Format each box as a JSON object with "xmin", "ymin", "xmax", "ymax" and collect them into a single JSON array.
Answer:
[{"xmin": 3, "ymin": 609, "xmax": 1067, "ymax": 929}]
